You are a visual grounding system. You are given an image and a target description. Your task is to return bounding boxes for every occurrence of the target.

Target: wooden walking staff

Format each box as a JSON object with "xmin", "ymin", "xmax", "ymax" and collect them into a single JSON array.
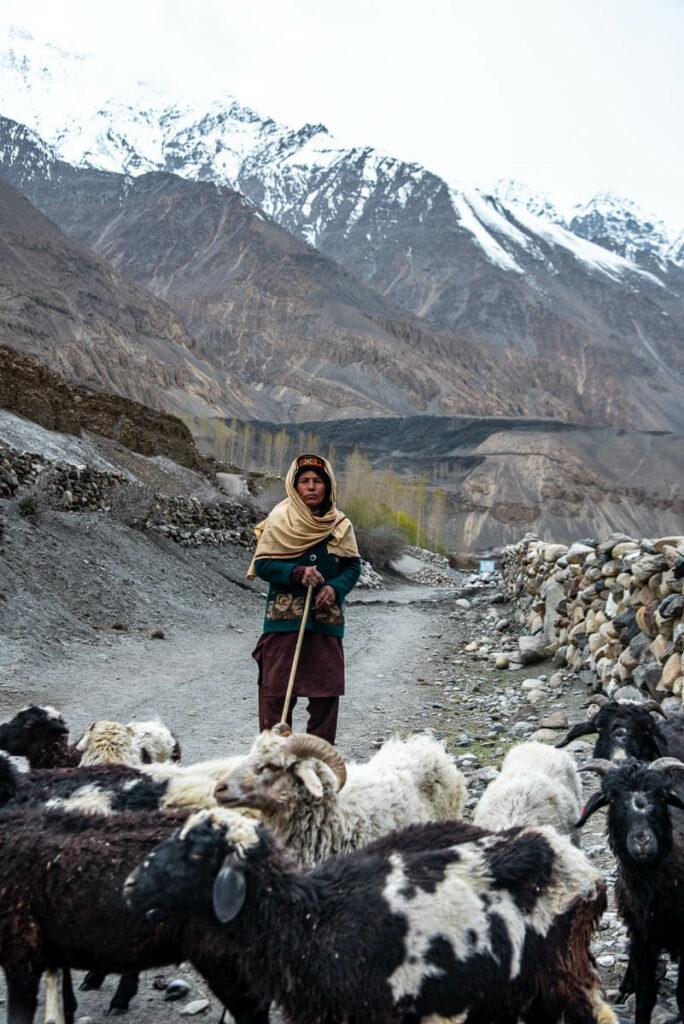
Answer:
[{"xmin": 280, "ymin": 583, "xmax": 314, "ymax": 726}]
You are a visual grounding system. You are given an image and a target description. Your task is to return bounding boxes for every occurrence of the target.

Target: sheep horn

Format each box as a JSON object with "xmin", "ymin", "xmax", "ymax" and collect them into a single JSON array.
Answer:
[
  {"xmin": 640, "ymin": 700, "xmax": 667, "ymax": 718},
  {"xmin": 578, "ymin": 759, "xmax": 614, "ymax": 776},
  {"xmin": 649, "ymin": 757, "xmax": 684, "ymax": 772},
  {"xmin": 284, "ymin": 734, "xmax": 347, "ymax": 791}
]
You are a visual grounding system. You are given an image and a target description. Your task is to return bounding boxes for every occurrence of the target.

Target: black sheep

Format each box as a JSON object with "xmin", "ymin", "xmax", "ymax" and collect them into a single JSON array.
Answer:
[
  {"xmin": 125, "ymin": 808, "xmax": 611, "ymax": 1024},
  {"xmin": 577, "ymin": 757, "xmax": 684, "ymax": 1024},
  {"xmin": 0, "ymin": 806, "xmax": 268, "ymax": 1024},
  {"xmin": 556, "ymin": 700, "xmax": 681, "ymax": 763},
  {"xmin": 0, "ymin": 705, "xmax": 80, "ymax": 768}
]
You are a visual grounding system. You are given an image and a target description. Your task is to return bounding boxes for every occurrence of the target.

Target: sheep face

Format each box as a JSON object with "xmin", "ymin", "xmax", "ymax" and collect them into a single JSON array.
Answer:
[
  {"xmin": 124, "ymin": 809, "xmax": 262, "ymax": 923},
  {"xmin": 0, "ymin": 705, "xmax": 68, "ymax": 756},
  {"xmin": 558, "ymin": 704, "xmax": 665, "ymax": 763},
  {"xmin": 579, "ymin": 761, "xmax": 684, "ymax": 864},
  {"xmin": 214, "ymin": 731, "xmax": 334, "ymax": 812}
]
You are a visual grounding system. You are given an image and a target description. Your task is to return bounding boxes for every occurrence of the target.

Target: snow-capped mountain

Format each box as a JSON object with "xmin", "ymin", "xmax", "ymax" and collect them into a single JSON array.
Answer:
[
  {"xmin": 2, "ymin": 23, "xmax": 684, "ymax": 436},
  {"xmin": 1, "ymin": 22, "xmax": 681, "ymax": 280}
]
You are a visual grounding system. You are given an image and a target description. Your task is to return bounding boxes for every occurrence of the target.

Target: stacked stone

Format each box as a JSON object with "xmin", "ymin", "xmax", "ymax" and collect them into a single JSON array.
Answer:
[
  {"xmin": 501, "ymin": 533, "xmax": 684, "ymax": 701},
  {"xmin": 141, "ymin": 495, "xmax": 258, "ymax": 549},
  {"xmin": 0, "ymin": 445, "xmax": 46, "ymax": 497},
  {"xmin": 0, "ymin": 442, "xmax": 125, "ymax": 509}
]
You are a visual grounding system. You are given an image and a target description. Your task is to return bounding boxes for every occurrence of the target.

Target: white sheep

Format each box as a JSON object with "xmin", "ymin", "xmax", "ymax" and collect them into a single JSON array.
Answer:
[
  {"xmin": 76, "ymin": 719, "xmax": 181, "ymax": 767},
  {"xmin": 473, "ymin": 740, "xmax": 583, "ymax": 843},
  {"xmin": 214, "ymin": 729, "xmax": 468, "ymax": 868}
]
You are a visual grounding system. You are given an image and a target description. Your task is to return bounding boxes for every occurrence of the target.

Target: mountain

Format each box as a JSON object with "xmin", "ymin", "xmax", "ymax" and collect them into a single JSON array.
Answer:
[
  {"xmin": 1, "ymin": 25, "xmax": 684, "ymax": 434},
  {"xmin": 0, "ymin": 174, "xmax": 256, "ymax": 418},
  {"xmin": 3, "ymin": 118, "xmax": 568, "ymax": 424}
]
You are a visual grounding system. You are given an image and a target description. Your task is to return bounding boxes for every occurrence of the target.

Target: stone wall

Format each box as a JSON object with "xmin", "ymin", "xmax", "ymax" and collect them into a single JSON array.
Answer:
[
  {"xmin": 501, "ymin": 533, "xmax": 684, "ymax": 700},
  {"xmin": 0, "ymin": 442, "xmax": 125, "ymax": 509},
  {"xmin": 0, "ymin": 441, "xmax": 258, "ymax": 548}
]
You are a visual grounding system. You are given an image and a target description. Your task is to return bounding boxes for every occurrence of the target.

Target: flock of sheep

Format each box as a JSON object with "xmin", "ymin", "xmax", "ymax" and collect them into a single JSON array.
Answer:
[{"xmin": 1, "ymin": 697, "xmax": 684, "ymax": 1024}]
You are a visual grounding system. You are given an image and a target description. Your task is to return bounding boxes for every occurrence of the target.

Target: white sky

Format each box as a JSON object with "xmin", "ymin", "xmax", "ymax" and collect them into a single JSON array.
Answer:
[{"xmin": 2, "ymin": 0, "xmax": 683, "ymax": 227}]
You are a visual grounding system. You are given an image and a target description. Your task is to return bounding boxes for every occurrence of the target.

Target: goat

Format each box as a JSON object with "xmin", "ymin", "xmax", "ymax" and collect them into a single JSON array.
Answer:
[
  {"xmin": 474, "ymin": 741, "xmax": 583, "ymax": 843},
  {"xmin": 214, "ymin": 729, "xmax": 467, "ymax": 867},
  {"xmin": 556, "ymin": 700, "xmax": 676, "ymax": 763},
  {"xmin": 577, "ymin": 756, "xmax": 684, "ymax": 1024},
  {"xmin": 0, "ymin": 806, "xmax": 268, "ymax": 1024},
  {"xmin": 124, "ymin": 808, "xmax": 614, "ymax": 1024}
]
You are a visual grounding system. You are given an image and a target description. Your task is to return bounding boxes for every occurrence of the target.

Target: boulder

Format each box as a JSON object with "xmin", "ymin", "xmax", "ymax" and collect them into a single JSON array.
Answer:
[{"xmin": 518, "ymin": 635, "xmax": 551, "ymax": 665}]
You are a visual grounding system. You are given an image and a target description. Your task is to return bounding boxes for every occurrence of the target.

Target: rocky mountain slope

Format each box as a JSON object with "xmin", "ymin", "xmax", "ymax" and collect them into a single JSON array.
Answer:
[
  {"xmin": 0, "ymin": 117, "xmax": 596, "ymax": 426},
  {"xmin": 250, "ymin": 415, "xmax": 684, "ymax": 550},
  {"xmin": 1, "ymin": 25, "xmax": 683, "ymax": 434},
  {"xmin": 0, "ymin": 175, "xmax": 256, "ymax": 419}
]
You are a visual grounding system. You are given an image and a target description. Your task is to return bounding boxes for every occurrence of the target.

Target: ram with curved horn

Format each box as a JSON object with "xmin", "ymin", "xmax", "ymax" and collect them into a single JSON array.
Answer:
[
  {"xmin": 556, "ymin": 700, "xmax": 674, "ymax": 764},
  {"xmin": 214, "ymin": 728, "xmax": 467, "ymax": 868}
]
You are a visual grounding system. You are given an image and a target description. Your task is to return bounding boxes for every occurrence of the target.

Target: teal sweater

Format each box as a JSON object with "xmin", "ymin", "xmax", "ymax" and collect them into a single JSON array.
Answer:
[{"xmin": 255, "ymin": 538, "xmax": 361, "ymax": 638}]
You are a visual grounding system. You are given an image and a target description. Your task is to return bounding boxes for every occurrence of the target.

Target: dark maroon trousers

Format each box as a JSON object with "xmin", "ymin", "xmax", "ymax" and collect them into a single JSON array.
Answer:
[
  {"xmin": 253, "ymin": 631, "xmax": 344, "ymax": 744},
  {"xmin": 258, "ymin": 691, "xmax": 340, "ymax": 744}
]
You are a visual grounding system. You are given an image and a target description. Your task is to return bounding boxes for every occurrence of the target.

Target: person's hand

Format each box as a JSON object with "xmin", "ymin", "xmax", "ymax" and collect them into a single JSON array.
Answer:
[
  {"xmin": 315, "ymin": 585, "xmax": 336, "ymax": 610},
  {"xmin": 300, "ymin": 565, "xmax": 324, "ymax": 587}
]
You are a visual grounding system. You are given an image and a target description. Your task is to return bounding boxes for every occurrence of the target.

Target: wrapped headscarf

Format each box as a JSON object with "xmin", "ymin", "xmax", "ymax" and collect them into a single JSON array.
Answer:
[{"xmin": 246, "ymin": 454, "xmax": 359, "ymax": 579}]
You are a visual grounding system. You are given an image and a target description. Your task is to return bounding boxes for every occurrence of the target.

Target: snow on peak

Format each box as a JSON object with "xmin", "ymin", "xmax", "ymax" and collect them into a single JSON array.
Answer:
[{"xmin": 491, "ymin": 178, "xmax": 562, "ymax": 222}]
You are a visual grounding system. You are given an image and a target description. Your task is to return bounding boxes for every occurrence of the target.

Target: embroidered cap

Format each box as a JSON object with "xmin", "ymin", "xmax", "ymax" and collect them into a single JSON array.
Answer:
[{"xmin": 296, "ymin": 454, "xmax": 326, "ymax": 470}]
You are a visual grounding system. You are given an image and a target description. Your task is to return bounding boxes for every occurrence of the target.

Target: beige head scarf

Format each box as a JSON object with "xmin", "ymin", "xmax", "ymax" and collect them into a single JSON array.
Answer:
[{"xmin": 246, "ymin": 454, "xmax": 359, "ymax": 579}]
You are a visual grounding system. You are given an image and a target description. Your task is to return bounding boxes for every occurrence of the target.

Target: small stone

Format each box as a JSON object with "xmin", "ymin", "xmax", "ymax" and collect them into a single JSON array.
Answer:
[
  {"xmin": 518, "ymin": 635, "xmax": 551, "ymax": 665},
  {"xmin": 538, "ymin": 711, "xmax": 569, "ymax": 729},
  {"xmin": 76, "ymin": 1018, "xmax": 93, "ymax": 1024},
  {"xmin": 521, "ymin": 678, "xmax": 544, "ymax": 691},
  {"xmin": 596, "ymin": 954, "xmax": 615, "ymax": 968},
  {"xmin": 494, "ymin": 654, "xmax": 510, "ymax": 670},
  {"xmin": 454, "ymin": 598, "xmax": 472, "ymax": 609},
  {"xmin": 526, "ymin": 689, "xmax": 546, "ymax": 703},
  {"xmin": 495, "ymin": 618, "xmax": 510, "ymax": 632},
  {"xmin": 510, "ymin": 720, "xmax": 536, "ymax": 738},
  {"xmin": 151, "ymin": 628, "xmax": 166, "ymax": 640},
  {"xmin": 464, "ymin": 642, "xmax": 478, "ymax": 653},
  {"xmin": 180, "ymin": 999, "xmax": 210, "ymax": 1015},
  {"xmin": 613, "ymin": 685, "xmax": 643, "ymax": 703},
  {"xmin": 164, "ymin": 979, "xmax": 191, "ymax": 1001},
  {"xmin": 530, "ymin": 728, "xmax": 560, "ymax": 742}
]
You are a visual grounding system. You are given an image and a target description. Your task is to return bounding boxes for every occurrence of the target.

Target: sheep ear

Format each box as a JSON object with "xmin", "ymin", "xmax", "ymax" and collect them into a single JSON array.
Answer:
[
  {"xmin": 212, "ymin": 860, "xmax": 246, "ymax": 923},
  {"xmin": 556, "ymin": 718, "xmax": 598, "ymax": 748},
  {"xmin": 576, "ymin": 791, "xmax": 608, "ymax": 828},
  {"xmin": 140, "ymin": 747, "xmax": 152, "ymax": 764},
  {"xmin": 293, "ymin": 761, "xmax": 324, "ymax": 799}
]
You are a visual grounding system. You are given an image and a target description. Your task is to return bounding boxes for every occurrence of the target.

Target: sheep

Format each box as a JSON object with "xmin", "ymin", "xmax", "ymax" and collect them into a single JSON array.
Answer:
[
  {"xmin": 213, "ymin": 729, "xmax": 468, "ymax": 867},
  {"xmin": 474, "ymin": 741, "xmax": 583, "ymax": 843},
  {"xmin": 124, "ymin": 807, "xmax": 614, "ymax": 1024},
  {"xmin": 555, "ymin": 699, "xmax": 684, "ymax": 764},
  {"xmin": 126, "ymin": 717, "xmax": 181, "ymax": 763},
  {"xmin": 0, "ymin": 805, "xmax": 269, "ymax": 1024},
  {"xmin": 577, "ymin": 756, "xmax": 684, "ymax": 1024},
  {"xmin": 0, "ymin": 706, "xmax": 80, "ymax": 769},
  {"xmin": 0, "ymin": 707, "xmax": 182, "ymax": 770}
]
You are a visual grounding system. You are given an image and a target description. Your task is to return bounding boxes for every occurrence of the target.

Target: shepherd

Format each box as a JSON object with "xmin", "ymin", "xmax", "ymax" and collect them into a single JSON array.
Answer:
[{"xmin": 246, "ymin": 453, "xmax": 361, "ymax": 743}]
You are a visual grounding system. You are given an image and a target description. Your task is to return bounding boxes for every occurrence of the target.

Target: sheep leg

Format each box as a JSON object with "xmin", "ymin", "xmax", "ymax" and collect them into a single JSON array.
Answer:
[
  {"xmin": 6, "ymin": 970, "xmax": 40, "ymax": 1024},
  {"xmin": 44, "ymin": 969, "xmax": 65, "ymax": 1024},
  {"xmin": 106, "ymin": 972, "xmax": 139, "ymax": 1015},
  {"xmin": 676, "ymin": 953, "xmax": 684, "ymax": 1024},
  {"xmin": 631, "ymin": 939, "xmax": 659, "ymax": 1024},
  {"xmin": 62, "ymin": 970, "xmax": 77, "ymax": 1024},
  {"xmin": 79, "ymin": 970, "xmax": 105, "ymax": 991}
]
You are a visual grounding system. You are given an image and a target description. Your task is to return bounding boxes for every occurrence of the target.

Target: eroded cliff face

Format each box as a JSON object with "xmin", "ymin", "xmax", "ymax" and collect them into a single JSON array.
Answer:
[
  {"xmin": 246, "ymin": 415, "xmax": 684, "ymax": 551},
  {"xmin": 0, "ymin": 346, "xmax": 207, "ymax": 471}
]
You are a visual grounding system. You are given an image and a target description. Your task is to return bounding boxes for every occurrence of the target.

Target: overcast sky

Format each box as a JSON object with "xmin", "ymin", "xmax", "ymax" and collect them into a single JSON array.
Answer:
[{"xmin": 3, "ymin": 0, "xmax": 683, "ymax": 227}]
